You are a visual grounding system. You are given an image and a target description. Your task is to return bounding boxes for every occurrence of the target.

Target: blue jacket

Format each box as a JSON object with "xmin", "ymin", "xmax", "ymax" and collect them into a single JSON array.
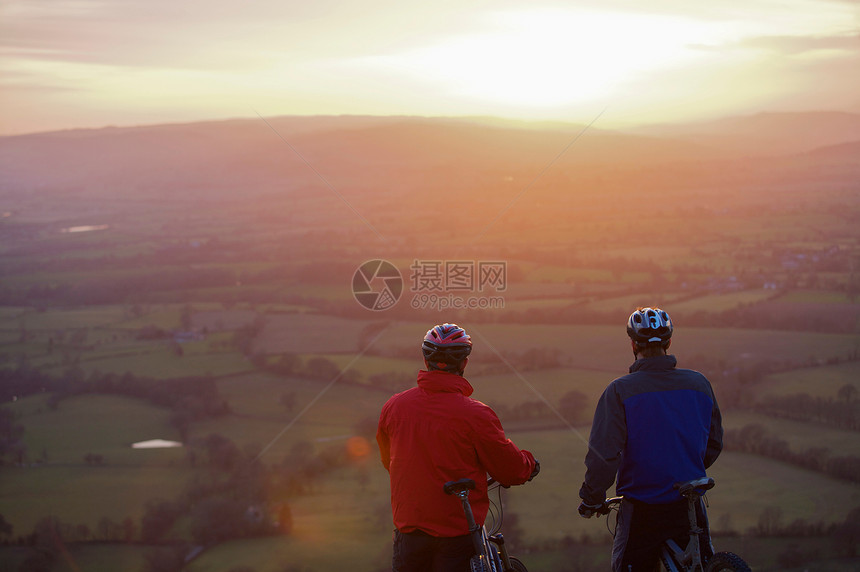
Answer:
[{"xmin": 579, "ymin": 354, "xmax": 723, "ymax": 505}]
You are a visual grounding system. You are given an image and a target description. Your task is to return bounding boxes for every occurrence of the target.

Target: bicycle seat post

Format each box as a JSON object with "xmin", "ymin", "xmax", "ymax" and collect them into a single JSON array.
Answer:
[{"xmin": 444, "ymin": 479, "xmax": 486, "ymax": 562}]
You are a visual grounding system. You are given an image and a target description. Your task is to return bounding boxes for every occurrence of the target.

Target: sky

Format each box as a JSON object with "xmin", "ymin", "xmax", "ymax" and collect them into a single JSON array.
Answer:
[{"xmin": 0, "ymin": 0, "xmax": 858, "ymax": 135}]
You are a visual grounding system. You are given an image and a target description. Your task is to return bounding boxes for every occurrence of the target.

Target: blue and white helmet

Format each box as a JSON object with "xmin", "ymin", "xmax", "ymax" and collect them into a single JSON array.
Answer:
[{"xmin": 627, "ymin": 307, "xmax": 673, "ymax": 347}]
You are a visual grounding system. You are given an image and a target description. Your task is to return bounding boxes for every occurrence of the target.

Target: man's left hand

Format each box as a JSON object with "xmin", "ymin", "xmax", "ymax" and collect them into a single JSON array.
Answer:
[{"xmin": 578, "ymin": 500, "xmax": 605, "ymax": 518}]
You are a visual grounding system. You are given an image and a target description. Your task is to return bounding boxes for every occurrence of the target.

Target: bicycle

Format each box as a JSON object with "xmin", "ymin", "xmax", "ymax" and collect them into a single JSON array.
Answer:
[
  {"xmin": 600, "ymin": 477, "xmax": 751, "ymax": 572},
  {"xmin": 443, "ymin": 477, "xmax": 529, "ymax": 572}
]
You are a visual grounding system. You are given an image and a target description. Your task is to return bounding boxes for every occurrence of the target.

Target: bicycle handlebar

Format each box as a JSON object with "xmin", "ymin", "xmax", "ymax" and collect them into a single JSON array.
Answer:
[{"xmin": 487, "ymin": 459, "xmax": 540, "ymax": 489}]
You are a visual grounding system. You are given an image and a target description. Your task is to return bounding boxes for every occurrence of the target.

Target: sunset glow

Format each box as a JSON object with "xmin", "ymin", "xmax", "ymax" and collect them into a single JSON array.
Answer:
[
  {"xmin": 0, "ymin": 0, "xmax": 857, "ymax": 134},
  {"xmin": 360, "ymin": 10, "xmax": 731, "ymax": 107}
]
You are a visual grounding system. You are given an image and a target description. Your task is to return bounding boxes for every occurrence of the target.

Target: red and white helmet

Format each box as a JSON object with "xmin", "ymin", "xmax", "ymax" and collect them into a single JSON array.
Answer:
[{"xmin": 422, "ymin": 323, "xmax": 472, "ymax": 370}]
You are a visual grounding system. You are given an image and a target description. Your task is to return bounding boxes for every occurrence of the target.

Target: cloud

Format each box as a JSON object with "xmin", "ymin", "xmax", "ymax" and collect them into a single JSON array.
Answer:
[
  {"xmin": 0, "ymin": 0, "xmax": 478, "ymax": 70},
  {"xmin": 0, "ymin": 0, "xmax": 857, "ymax": 134},
  {"xmin": 736, "ymin": 33, "xmax": 860, "ymax": 54}
]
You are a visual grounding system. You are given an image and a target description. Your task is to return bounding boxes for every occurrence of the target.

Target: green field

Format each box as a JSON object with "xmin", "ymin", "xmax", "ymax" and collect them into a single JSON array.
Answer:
[
  {"xmin": 583, "ymin": 292, "xmax": 685, "ymax": 313},
  {"xmin": 378, "ymin": 321, "xmax": 859, "ymax": 372},
  {"xmin": 301, "ymin": 353, "xmax": 417, "ymax": 380},
  {"xmin": 11, "ymin": 393, "xmax": 181, "ymax": 465},
  {"xmin": 723, "ymin": 411, "xmax": 860, "ymax": 456},
  {"xmin": 669, "ymin": 289, "xmax": 777, "ymax": 313},
  {"xmin": 507, "ymin": 429, "xmax": 860, "ymax": 542},
  {"xmin": 754, "ymin": 362, "xmax": 860, "ymax": 400},
  {"xmin": 0, "ymin": 464, "xmax": 191, "ymax": 537},
  {"xmin": 252, "ymin": 314, "xmax": 372, "ymax": 354},
  {"xmin": 49, "ymin": 347, "xmax": 253, "ymax": 378},
  {"xmin": 13, "ymin": 306, "xmax": 130, "ymax": 329},
  {"xmin": 472, "ymin": 367, "xmax": 611, "ymax": 417},
  {"xmin": 779, "ymin": 290, "xmax": 856, "ymax": 304}
]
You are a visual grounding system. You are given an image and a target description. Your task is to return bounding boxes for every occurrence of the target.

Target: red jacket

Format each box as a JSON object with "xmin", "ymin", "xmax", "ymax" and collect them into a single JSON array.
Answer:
[{"xmin": 376, "ymin": 370, "xmax": 536, "ymax": 537}]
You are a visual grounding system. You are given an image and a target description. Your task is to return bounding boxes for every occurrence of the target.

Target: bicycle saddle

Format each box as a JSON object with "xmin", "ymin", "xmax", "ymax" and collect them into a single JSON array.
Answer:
[
  {"xmin": 444, "ymin": 479, "xmax": 476, "ymax": 495},
  {"xmin": 674, "ymin": 477, "xmax": 715, "ymax": 496}
]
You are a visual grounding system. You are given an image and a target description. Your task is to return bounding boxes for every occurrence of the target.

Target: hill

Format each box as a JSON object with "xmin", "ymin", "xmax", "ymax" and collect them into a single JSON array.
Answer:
[
  {"xmin": 6, "ymin": 112, "xmax": 857, "ymax": 202},
  {"xmin": 634, "ymin": 111, "xmax": 860, "ymax": 157}
]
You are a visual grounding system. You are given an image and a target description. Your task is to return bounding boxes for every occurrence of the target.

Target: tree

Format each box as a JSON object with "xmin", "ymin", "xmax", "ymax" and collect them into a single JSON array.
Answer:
[
  {"xmin": 180, "ymin": 304, "xmax": 193, "ymax": 330},
  {"xmin": 273, "ymin": 354, "xmax": 300, "ymax": 376},
  {"xmin": 140, "ymin": 500, "xmax": 184, "ymax": 543},
  {"xmin": 279, "ymin": 392, "xmax": 297, "ymax": 414},
  {"xmin": 306, "ymin": 357, "xmax": 340, "ymax": 380},
  {"xmin": 832, "ymin": 506, "xmax": 860, "ymax": 557},
  {"xmin": 277, "ymin": 503, "xmax": 293, "ymax": 535},
  {"xmin": 189, "ymin": 498, "xmax": 248, "ymax": 545},
  {"xmin": 83, "ymin": 453, "xmax": 105, "ymax": 465},
  {"xmin": 201, "ymin": 433, "xmax": 242, "ymax": 472},
  {"xmin": 121, "ymin": 517, "xmax": 136, "ymax": 542},
  {"xmin": 837, "ymin": 383, "xmax": 857, "ymax": 403},
  {"xmin": 0, "ymin": 513, "xmax": 12, "ymax": 538},
  {"xmin": 558, "ymin": 390, "xmax": 589, "ymax": 425},
  {"xmin": 755, "ymin": 506, "xmax": 783, "ymax": 536}
]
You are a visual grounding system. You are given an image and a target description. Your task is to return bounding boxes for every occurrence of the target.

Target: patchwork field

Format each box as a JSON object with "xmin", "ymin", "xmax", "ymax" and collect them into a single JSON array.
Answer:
[{"xmin": 1, "ymin": 112, "xmax": 858, "ymax": 571}]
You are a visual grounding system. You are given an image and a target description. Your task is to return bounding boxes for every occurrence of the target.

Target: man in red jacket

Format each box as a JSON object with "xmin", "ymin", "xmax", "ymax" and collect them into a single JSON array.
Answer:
[{"xmin": 377, "ymin": 323, "xmax": 538, "ymax": 572}]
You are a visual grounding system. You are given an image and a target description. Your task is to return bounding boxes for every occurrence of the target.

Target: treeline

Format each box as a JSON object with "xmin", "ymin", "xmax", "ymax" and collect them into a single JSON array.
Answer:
[
  {"xmin": 748, "ymin": 505, "xmax": 860, "ymax": 568},
  {"xmin": 492, "ymin": 390, "xmax": 589, "ymax": 427},
  {"xmin": 0, "ymin": 257, "xmax": 361, "ymax": 308},
  {"xmin": 755, "ymin": 388, "xmax": 857, "ymax": 430},
  {"xmin": 683, "ymin": 354, "xmax": 856, "ymax": 411},
  {"xmin": 515, "ymin": 504, "xmax": 859, "ymax": 570},
  {"xmin": 255, "ymin": 353, "xmax": 363, "ymax": 386},
  {"xmin": 724, "ymin": 423, "xmax": 860, "ymax": 483},
  {"xmin": 0, "ymin": 266, "xmax": 236, "ymax": 306}
]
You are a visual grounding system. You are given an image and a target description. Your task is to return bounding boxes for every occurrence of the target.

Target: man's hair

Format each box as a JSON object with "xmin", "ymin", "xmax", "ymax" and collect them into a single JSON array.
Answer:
[{"xmin": 636, "ymin": 343, "xmax": 668, "ymax": 358}]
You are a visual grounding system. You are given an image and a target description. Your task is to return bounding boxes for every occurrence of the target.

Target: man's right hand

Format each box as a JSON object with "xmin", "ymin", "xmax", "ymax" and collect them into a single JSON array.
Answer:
[
  {"xmin": 528, "ymin": 459, "xmax": 540, "ymax": 481},
  {"xmin": 577, "ymin": 500, "xmax": 605, "ymax": 518}
]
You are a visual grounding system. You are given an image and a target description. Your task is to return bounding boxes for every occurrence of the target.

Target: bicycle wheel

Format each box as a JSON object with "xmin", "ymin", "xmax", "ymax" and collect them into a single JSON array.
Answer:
[
  {"xmin": 659, "ymin": 553, "xmax": 678, "ymax": 572},
  {"xmin": 705, "ymin": 552, "xmax": 751, "ymax": 572},
  {"xmin": 470, "ymin": 556, "xmax": 491, "ymax": 572},
  {"xmin": 509, "ymin": 556, "xmax": 528, "ymax": 572}
]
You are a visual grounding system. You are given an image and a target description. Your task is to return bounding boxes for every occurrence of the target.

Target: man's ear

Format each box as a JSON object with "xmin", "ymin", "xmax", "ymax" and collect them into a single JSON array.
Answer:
[{"xmin": 665, "ymin": 339, "xmax": 672, "ymax": 351}]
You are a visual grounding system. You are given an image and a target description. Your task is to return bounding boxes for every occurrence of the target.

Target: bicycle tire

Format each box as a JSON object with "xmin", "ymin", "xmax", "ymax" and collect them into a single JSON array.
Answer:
[
  {"xmin": 509, "ymin": 556, "xmax": 528, "ymax": 572},
  {"xmin": 705, "ymin": 552, "xmax": 752, "ymax": 572},
  {"xmin": 660, "ymin": 553, "xmax": 676, "ymax": 572},
  {"xmin": 470, "ymin": 556, "xmax": 488, "ymax": 572}
]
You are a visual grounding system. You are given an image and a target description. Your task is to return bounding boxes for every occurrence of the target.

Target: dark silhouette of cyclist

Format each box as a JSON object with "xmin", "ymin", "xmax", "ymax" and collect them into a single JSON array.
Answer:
[
  {"xmin": 578, "ymin": 308, "xmax": 723, "ymax": 572},
  {"xmin": 377, "ymin": 323, "xmax": 538, "ymax": 572}
]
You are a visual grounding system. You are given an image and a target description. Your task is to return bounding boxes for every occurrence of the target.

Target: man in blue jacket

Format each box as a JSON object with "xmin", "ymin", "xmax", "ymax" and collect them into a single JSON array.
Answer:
[{"xmin": 578, "ymin": 307, "xmax": 723, "ymax": 571}]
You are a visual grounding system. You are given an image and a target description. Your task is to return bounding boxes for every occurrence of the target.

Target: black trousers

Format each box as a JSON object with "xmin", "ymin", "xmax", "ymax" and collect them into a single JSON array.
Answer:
[
  {"xmin": 612, "ymin": 498, "xmax": 714, "ymax": 572},
  {"xmin": 392, "ymin": 529, "xmax": 475, "ymax": 572}
]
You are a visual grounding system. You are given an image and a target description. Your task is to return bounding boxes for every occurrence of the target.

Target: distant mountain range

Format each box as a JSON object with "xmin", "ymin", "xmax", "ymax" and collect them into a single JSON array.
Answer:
[
  {"xmin": 634, "ymin": 111, "xmax": 860, "ymax": 156},
  {"xmin": 0, "ymin": 111, "xmax": 857, "ymax": 199}
]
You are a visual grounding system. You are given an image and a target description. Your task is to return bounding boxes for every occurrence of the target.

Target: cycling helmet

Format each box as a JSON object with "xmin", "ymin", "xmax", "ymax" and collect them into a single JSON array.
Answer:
[
  {"xmin": 422, "ymin": 323, "xmax": 472, "ymax": 371},
  {"xmin": 627, "ymin": 307, "xmax": 673, "ymax": 347}
]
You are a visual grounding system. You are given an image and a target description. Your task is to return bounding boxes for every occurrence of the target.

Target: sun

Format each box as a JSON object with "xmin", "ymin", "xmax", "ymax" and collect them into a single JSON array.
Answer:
[{"xmin": 367, "ymin": 9, "xmax": 730, "ymax": 109}]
